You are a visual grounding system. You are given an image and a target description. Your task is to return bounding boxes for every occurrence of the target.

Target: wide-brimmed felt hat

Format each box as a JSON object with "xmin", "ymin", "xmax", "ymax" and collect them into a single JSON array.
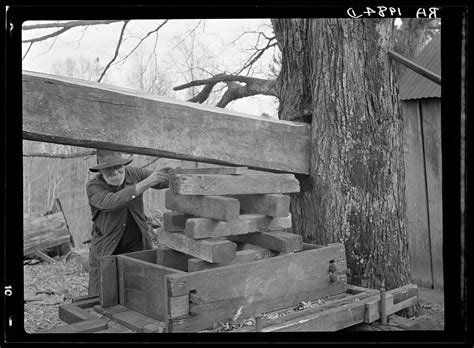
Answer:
[{"xmin": 89, "ymin": 149, "xmax": 133, "ymax": 172}]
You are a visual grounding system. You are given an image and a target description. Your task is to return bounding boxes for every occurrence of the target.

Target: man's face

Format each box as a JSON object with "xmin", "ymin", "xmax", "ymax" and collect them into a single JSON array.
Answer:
[{"xmin": 101, "ymin": 165, "xmax": 125, "ymax": 186}]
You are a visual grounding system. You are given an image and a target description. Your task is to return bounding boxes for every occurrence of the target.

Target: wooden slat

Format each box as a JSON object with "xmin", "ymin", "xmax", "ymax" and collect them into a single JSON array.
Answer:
[
  {"xmin": 93, "ymin": 304, "xmax": 130, "ymax": 319},
  {"xmin": 32, "ymin": 250, "xmax": 57, "ymax": 263},
  {"xmin": 163, "ymin": 212, "xmax": 192, "ymax": 232},
  {"xmin": 58, "ymin": 303, "xmax": 97, "ymax": 324},
  {"xmin": 23, "ymin": 71, "xmax": 310, "ymax": 174},
  {"xmin": 365, "ymin": 296, "xmax": 418, "ymax": 323},
  {"xmin": 41, "ymin": 318, "xmax": 109, "ymax": 333},
  {"xmin": 110, "ymin": 309, "xmax": 165, "ymax": 333},
  {"xmin": 172, "ymin": 167, "xmax": 248, "ymax": 175},
  {"xmin": 165, "ymin": 190, "xmax": 240, "ymax": 222},
  {"xmin": 228, "ymin": 231, "xmax": 303, "ymax": 253},
  {"xmin": 121, "ymin": 248, "xmax": 158, "ymax": 263},
  {"xmin": 157, "ymin": 230, "xmax": 237, "ymax": 263},
  {"xmin": 98, "ymin": 255, "xmax": 118, "ymax": 308},
  {"xmin": 117, "ymin": 255, "xmax": 185, "ymax": 321},
  {"xmin": 166, "ymin": 244, "xmax": 347, "ymax": 332},
  {"xmin": 168, "ymin": 295, "xmax": 190, "ymax": 319},
  {"xmin": 232, "ymin": 194, "xmax": 290, "ymax": 217},
  {"xmin": 185, "ymin": 213, "xmax": 292, "ymax": 239},
  {"xmin": 187, "ymin": 247, "xmax": 276, "ymax": 272},
  {"xmin": 169, "ymin": 172, "xmax": 300, "ymax": 195}
]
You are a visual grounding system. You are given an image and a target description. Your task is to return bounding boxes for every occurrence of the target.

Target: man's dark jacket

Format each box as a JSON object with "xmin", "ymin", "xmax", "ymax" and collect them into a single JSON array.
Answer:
[{"xmin": 86, "ymin": 166, "xmax": 168, "ymax": 295}]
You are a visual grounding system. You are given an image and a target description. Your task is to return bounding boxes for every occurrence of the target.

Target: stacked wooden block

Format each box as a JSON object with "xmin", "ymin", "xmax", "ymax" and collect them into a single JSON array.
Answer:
[{"xmin": 158, "ymin": 167, "xmax": 303, "ymax": 269}]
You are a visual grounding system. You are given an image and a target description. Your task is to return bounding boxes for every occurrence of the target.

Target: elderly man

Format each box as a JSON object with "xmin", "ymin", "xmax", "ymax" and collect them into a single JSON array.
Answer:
[{"xmin": 86, "ymin": 149, "xmax": 169, "ymax": 296}]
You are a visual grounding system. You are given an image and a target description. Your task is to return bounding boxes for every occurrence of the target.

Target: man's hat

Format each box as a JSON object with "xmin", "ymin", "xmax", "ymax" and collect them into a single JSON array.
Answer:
[{"xmin": 89, "ymin": 149, "xmax": 133, "ymax": 172}]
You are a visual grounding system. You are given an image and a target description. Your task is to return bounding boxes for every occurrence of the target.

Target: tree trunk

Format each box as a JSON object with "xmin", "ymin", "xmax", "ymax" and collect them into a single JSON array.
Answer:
[{"xmin": 272, "ymin": 18, "xmax": 410, "ymax": 290}]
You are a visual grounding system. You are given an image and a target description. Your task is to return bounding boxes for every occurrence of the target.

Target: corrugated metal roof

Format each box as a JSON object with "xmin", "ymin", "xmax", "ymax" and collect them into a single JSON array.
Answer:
[{"xmin": 398, "ymin": 33, "xmax": 441, "ymax": 100}]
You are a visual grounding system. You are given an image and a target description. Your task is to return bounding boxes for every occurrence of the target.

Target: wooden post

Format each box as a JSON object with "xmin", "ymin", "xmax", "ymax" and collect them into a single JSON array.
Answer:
[
  {"xmin": 380, "ymin": 283, "xmax": 387, "ymax": 325},
  {"xmin": 255, "ymin": 314, "xmax": 263, "ymax": 332}
]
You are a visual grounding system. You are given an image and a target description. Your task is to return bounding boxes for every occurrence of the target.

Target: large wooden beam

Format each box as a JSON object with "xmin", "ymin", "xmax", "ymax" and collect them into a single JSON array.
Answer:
[{"xmin": 23, "ymin": 71, "xmax": 311, "ymax": 174}]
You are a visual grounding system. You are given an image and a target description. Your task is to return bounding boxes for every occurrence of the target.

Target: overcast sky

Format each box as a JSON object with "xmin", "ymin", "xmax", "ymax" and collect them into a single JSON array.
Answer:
[{"xmin": 22, "ymin": 19, "xmax": 280, "ymax": 117}]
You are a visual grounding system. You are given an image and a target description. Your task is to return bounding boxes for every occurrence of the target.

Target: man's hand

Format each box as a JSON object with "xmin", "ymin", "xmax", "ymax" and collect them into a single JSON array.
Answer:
[
  {"xmin": 145, "ymin": 168, "xmax": 169, "ymax": 187},
  {"xmin": 136, "ymin": 168, "xmax": 169, "ymax": 196}
]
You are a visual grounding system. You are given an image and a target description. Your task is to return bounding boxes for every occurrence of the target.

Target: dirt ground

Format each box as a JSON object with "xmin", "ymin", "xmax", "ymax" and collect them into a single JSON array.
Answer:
[{"xmin": 412, "ymin": 286, "xmax": 445, "ymax": 330}]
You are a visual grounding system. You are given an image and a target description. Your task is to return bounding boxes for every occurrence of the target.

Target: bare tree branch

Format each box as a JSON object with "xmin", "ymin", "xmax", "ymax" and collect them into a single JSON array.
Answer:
[
  {"xmin": 117, "ymin": 20, "xmax": 168, "ymax": 64},
  {"xmin": 22, "ymin": 20, "xmax": 120, "ymax": 31},
  {"xmin": 22, "ymin": 27, "xmax": 72, "ymax": 43},
  {"xmin": 98, "ymin": 20, "xmax": 130, "ymax": 83},
  {"xmin": 22, "ymin": 42, "xmax": 33, "ymax": 60},
  {"xmin": 174, "ymin": 73, "xmax": 277, "ymax": 107},
  {"xmin": 23, "ymin": 150, "xmax": 96, "ymax": 159}
]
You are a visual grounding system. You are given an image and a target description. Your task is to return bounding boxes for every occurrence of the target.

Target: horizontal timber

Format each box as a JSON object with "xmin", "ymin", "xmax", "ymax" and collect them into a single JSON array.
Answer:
[{"xmin": 23, "ymin": 71, "xmax": 310, "ymax": 174}]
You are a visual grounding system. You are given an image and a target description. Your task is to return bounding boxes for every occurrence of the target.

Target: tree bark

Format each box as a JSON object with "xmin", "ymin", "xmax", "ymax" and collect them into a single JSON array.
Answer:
[{"xmin": 272, "ymin": 18, "xmax": 410, "ymax": 290}]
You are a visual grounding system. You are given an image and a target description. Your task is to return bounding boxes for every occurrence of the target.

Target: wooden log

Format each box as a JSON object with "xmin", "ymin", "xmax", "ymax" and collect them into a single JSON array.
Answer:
[
  {"xmin": 228, "ymin": 231, "xmax": 303, "ymax": 253},
  {"xmin": 163, "ymin": 212, "xmax": 192, "ymax": 232},
  {"xmin": 58, "ymin": 303, "xmax": 97, "ymax": 324},
  {"xmin": 157, "ymin": 230, "xmax": 237, "ymax": 263},
  {"xmin": 40, "ymin": 318, "xmax": 109, "ymax": 333},
  {"xmin": 98, "ymin": 255, "xmax": 118, "ymax": 308},
  {"xmin": 23, "ymin": 71, "xmax": 310, "ymax": 174},
  {"xmin": 184, "ymin": 213, "xmax": 292, "ymax": 239},
  {"xmin": 165, "ymin": 190, "xmax": 240, "ymax": 222},
  {"xmin": 166, "ymin": 243, "xmax": 347, "ymax": 332},
  {"xmin": 187, "ymin": 247, "xmax": 276, "ymax": 272},
  {"xmin": 232, "ymin": 194, "xmax": 291, "ymax": 217},
  {"xmin": 116, "ymin": 255, "xmax": 185, "ymax": 321},
  {"xmin": 169, "ymin": 172, "xmax": 300, "ymax": 195},
  {"xmin": 23, "ymin": 211, "xmax": 71, "ymax": 256},
  {"xmin": 172, "ymin": 167, "xmax": 248, "ymax": 175},
  {"xmin": 72, "ymin": 296, "xmax": 100, "ymax": 309}
]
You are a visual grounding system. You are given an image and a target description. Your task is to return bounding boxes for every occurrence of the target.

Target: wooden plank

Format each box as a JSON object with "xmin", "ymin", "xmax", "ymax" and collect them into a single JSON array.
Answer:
[
  {"xmin": 165, "ymin": 190, "xmax": 240, "ymax": 222},
  {"xmin": 41, "ymin": 318, "xmax": 109, "ymax": 333},
  {"xmin": 168, "ymin": 295, "xmax": 190, "ymax": 319},
  {"xmin": 421, "ymin": 99, "xmax": 444, "ymax": 289},
  {"xmin": 143, "ymin": 322, "xmax": 167, "ymax": 333},
  {"xmin": 402, "ymin": 101, "xmax": 432, "ymax": 288},
  {"xmin": 365, "ymin": 296, "xmax": 418, "ymax": 323},
  {"xmin": 155, "ymin": 245, "xmax": 192, "ymax": 271},
  {"xmin": 93, "ymin": 304, "xmax": 130, "ymax": 319},
  {"xmin": 169, "ymin": 172, "xmax": 300, "ymax": 195},
  {"xmin": 187, "ymin": 247, "xmax": 276, "ymax": 272},
  {"xmin": 98, "ymin": 255, "xmax": 118, "ymax": 308},
  {"xmin": 171, "ymin": 286, "xmax": 347, "ymax": 333},
  {"xmin": 167, "ymin": 243, "xmax": 346, "ymax": 297},
  {"xmin": 166, "ymin": 244, "xmax": 347, "ymax": 331},
  {"xmin": 185, "ymin": 213, "xmax": 292, "ymax": 239},
  {"xmin": 58, "ymin": 303, "xmax": 97, "ymax": 324},
  {"xmin": 121, "ymin": 248, "xmax": 158, "ymax": 263},
  {"xmin": 163, "ymin": 212, "xmax": 192, "ymax": 232},
  {"xmin": 32, "ymin": 250, "xmax": 57, "ymax": 263},
  {"xmin": 232, "ymin": 194, "xmax": 290, "ymax": 217},
  {"xmin": 228, "ymin": 231, "xmax": 303, "ymax": 253},
  {"xmin": 23, "ymin": 71, "xmax": 310, "ymax": 174},
  {"xmin": 111, "ymin": 309, "xmax": 164, "ymax": 333},
  {"xmin": 157, "ymin": 230, "xmax": 237, "ymax": 263},
  {"xmin": 117, "ymin": 255, "xmax": 185, "ymax": 321},
  {"xmin": 72, "ymin": 296, "xmax": 100, "ymax": 309},
  {"xmin": 172, "ymin": 167, "xmax": 248, "ymax": 175},
  {"xmin": 234, "ymin": 289, "xmax": 381, "ymax": 332},
  {"xmin": 364, "ymin": 293, "xmax": 394, "ymax": 323},
  {"xmin": 95, "ymin": 325, "xmax": 133, "ymax": 333}
]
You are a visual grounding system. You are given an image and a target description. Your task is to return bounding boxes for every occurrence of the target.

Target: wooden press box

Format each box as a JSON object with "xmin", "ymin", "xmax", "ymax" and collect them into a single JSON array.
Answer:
[{"xmin": 98, "ymin": 242, "xmax": 348, "ymax": 333}]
